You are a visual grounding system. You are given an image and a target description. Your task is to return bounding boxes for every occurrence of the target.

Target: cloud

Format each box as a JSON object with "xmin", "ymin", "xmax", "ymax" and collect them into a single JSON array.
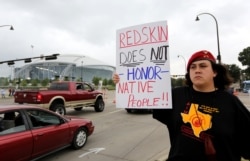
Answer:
[{"xmin": 0, "ymin": 0, "xmax": 250, "ymax": 77}]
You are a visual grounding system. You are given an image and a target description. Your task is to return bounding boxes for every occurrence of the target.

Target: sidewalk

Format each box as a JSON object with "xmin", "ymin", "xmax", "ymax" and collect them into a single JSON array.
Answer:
[{"xmin": 0, "ymin": 95, "xmax": 14, "ymax": 99}]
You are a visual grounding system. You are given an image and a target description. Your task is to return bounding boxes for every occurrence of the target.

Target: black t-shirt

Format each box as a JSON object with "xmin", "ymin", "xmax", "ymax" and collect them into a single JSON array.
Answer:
[{"xmin": 153, "ymin": 86, "xmax": 250, "ymax": 161}]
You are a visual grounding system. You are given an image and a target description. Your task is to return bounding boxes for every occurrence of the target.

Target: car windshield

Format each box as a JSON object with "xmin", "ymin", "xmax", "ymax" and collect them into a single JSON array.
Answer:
[{"xmin": 27, "ymin": 109, "xmax": 62, "ymax": 127}]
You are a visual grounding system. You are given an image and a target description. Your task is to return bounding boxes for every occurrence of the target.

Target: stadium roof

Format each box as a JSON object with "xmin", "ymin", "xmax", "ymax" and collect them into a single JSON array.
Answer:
[{"xmin": 29, "ymin": 54, "xmax": 115, "ymax": 68}]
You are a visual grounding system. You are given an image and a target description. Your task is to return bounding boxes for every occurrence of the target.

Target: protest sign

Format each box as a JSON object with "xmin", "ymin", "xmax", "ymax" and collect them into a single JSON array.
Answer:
[{"xmin": 115, "ymin": 21, "xmax": 172, "ymax": 109}]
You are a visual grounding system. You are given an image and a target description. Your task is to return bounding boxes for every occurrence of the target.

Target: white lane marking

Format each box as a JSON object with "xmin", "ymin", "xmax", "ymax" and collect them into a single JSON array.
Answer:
[
  {"xmin": 78, "ymin": 147, "xmax": 105, "ymax": 158},
  {"xmin": 108, "ymin": 109, "xmax": 124, "ymax": 114}
]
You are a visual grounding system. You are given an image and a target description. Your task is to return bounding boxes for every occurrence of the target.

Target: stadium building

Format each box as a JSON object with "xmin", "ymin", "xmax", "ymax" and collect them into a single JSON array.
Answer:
[{"xmin": 13, "ymin": 54, "xmax": 116, "ymax": 83}]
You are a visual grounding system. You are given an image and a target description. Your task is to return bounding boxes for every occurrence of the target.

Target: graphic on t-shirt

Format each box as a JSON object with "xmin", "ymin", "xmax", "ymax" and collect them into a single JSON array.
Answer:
[{"xmin": 181, "ymin": 103, "xmax": 212, "ymax": 138}]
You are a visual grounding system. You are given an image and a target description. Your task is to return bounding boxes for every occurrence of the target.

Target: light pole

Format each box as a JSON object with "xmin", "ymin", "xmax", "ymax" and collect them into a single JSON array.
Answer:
[
  {"xmin": 0, "ymin": 25, "xmax": 14, "ymax": 30},
  {"xmin": 195, "ymin": 13, "xmax": 221, "ymax": 64},
  {"xmin": 177, "ymin": 55, "xmax": 187, "ymax": 75},
  {"xmin": 81, "ymin": 61, "xmax": 83, "ymax": 82}
]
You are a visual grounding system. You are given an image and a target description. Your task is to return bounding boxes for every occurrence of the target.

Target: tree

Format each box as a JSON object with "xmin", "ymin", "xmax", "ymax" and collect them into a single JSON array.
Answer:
[
  {"xmin": 41, "ymin": 78, "xmax": 49, "ymax": 87},
  {"xmin": 0, "ymin": 77, "xmax": 8, "ymax": 86},
  {"xmin": 20, "ymin": 79, "xmax": 27, "ymax": 87},
  {"xmin": 171, "ymin": 77, "xmax": 185, "ymax": 88},
  {"xmin": 108, "ymin": 78, "xmax": 115, "ymax": 86},
  {"xmin": 31, "ymin": 79, "xmax": 39, "ymax": 86},
  {"xmin": 102, "ymin": 78, "xmax": 108, "ymax": 86},
  {"xmin": 238, "ymin": 47, "xmax": 250, "ymax": 65},
  {"xmin": 225, "ymin": 64, "xmax": 241, "ymax": 83},
  {"xmin": 238, "ymin": 46, "xmax": 250, "ymax": 77},
  {"xmin": 92, "ymin": 76, "xmax": 102, "ymax": 86}
]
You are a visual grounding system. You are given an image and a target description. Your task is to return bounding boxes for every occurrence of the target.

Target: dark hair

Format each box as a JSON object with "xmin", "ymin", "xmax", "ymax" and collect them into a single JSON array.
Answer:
[{"xmin": 185, "ymin": 61, "xmax": 233, "ymax": 90}]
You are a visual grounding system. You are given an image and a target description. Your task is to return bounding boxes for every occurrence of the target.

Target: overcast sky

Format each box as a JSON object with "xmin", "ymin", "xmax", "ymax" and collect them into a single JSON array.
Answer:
[{"xmin": 0, "ymin": 0, "xmax": 249, "ymax": 77}]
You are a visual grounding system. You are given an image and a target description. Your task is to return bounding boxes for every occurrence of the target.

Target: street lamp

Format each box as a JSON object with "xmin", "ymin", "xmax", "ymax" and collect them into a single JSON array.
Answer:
[
  {"xmin": 0, "ymin": 25, "xmax": 14, "ymax": 30},
  {"xmin": 81, "ymin": 61, "xmax": 83, "ymax": 82},
  {"xmin": 195, "ymin": 12, "xmax": 221, "ymax": 64},
  {"xmin": 177, "ymin": 55, "xmax": 187, "ymax": 75}
]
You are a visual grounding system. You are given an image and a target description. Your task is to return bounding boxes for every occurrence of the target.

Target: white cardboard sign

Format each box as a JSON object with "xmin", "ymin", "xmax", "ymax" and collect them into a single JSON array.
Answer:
[{"xmin": 115, "ymin": 21, "xmax": 172, "ymax": 109}]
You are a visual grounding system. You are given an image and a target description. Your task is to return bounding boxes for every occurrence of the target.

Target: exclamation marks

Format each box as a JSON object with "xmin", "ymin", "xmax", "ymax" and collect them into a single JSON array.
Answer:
[{"xmin": 162, "ymin": 92, "xmax": 168, "ymax": 106}]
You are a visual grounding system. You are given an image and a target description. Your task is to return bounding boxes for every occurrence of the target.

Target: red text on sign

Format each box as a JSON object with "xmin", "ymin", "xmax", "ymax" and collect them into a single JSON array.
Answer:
[{"xmin": 119, "ymin": 25, "xmax": 168, "ymax": 48}]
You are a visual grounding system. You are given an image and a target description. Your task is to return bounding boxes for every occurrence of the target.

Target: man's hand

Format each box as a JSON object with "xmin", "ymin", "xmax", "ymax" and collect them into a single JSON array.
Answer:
[{"xmin": 112, "ymin": 73, "xmax": 120, "ymax": 84}]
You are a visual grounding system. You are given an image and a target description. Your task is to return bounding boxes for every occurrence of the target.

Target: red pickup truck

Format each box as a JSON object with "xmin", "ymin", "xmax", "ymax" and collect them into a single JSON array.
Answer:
[{"xmin": 14, "ymin": 81, "xmax": 105, "ymax": 115}]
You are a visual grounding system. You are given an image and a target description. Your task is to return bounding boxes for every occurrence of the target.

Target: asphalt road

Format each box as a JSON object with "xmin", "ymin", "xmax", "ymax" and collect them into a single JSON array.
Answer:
[
  {"xmin": 1, "ymin": 91, "xmax": 250, "ymax": 161},
  {"xmin": 0, "ymin": 91, "xmax": 170, "ymax": 161}
]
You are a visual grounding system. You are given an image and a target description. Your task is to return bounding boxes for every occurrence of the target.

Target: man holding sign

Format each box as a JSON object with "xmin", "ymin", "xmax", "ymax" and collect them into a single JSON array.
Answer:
[
  {"xmin": 152, "ymin": 50, "xmax": 250, "ymax": 161},
  {"xmin": 114, "ymin": 22, "xmax": 250, "ymax": 161}
]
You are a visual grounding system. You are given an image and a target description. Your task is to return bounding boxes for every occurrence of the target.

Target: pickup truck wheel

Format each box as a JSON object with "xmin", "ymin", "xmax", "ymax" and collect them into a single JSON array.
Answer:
[
  {"xmin": 72, "ymin": 127, "xmax": 87, "ymax": 149},
  {"xmin": 94, "ymin": 98, "xmax": 105, "ymax": 112},
  {"xmin": 51, "ymin": 104, "xmax": 66, "ymax": 115}
]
